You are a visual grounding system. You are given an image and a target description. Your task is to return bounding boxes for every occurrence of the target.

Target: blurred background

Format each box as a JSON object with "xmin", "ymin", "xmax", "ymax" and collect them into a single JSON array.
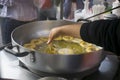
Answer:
[{"xmin": 0, "ymin": 0, "xmax": 116, "ymax": 47}]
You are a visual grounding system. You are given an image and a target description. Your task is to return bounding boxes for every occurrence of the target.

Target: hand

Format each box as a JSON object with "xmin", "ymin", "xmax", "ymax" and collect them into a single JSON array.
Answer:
[
  {"xmin": 47, "ymin": 23, "xmax": 82, "ymax": 44},
  {"xmin": 47, "ymin": 27, "xmax": 62, "ymax": 44}
]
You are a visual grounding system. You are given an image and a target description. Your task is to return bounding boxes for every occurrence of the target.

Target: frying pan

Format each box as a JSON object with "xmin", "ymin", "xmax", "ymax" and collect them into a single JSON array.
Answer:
[{"xmin": 4, "ymin": 20, "xmax": 105, "ymax": 76}]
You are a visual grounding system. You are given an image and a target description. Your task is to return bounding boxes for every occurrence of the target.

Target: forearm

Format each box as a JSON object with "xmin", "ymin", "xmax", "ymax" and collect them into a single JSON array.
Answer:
[
  {"xmin": 59, "ymin": 23, "xmax": 82, "ymax": 38},
  {"xmin": 47, "ymin": 23, "xmax": 83, "ymax": 44}
]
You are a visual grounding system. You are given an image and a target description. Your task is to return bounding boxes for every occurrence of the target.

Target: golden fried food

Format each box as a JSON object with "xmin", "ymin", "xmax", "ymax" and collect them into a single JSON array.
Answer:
[
  {"xmin": 23, "ymin": 36, "xmax": 102, "ymax": 54},
  {"xmin": 23, "ymin": 43, "xmax": 35, "ymax": 50},
  {"xmin": 38, "ymin": 37, "xmax": 48, "ymax": 42},
  {"xmin": 79, "ymin": 41, "xmax": 92, "ymax": 48},
  {"xmin": 85, "ymin": 46, "xmax": 97, "ymax": 52},
  {"xmin": 58, "ymin": 48, "xmax": 74, "ymax": 55},
  {"xmin": 30, "ymin": 39, "xmax": 43, "ymax": 45},
  {"xmin": 72, "ymin": 38, "xmax": 82, "ymax": 44},
  {"xmin": 62, "ymin": 36, "xmax": 73, "ymax": 41},
  {"xmin": 54, "ymin": 36, "xmax": 63, "ymax": 40}
]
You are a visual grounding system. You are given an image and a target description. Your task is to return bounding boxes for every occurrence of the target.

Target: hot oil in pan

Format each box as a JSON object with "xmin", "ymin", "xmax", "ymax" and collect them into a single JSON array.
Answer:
[
  {"xmin": 23, "ymin": 36, "xmax": 101, "ymax": 55},
  {"xmin": 35, "ymin": 40, "xmax": 86, "ymax": 54}
]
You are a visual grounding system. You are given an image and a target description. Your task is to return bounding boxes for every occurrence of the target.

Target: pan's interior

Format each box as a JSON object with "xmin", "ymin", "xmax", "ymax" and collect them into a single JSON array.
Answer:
[
  {"xmin": 11, "ymin": 20, "xmax": 102, "ymax": 54},
  {"xmin": 23, "ymin": 36, "xmax": 102, "ymax": 55},
  {"xmin": 11, "ymin": 20, "xmax": 75, "ymax": 46}
]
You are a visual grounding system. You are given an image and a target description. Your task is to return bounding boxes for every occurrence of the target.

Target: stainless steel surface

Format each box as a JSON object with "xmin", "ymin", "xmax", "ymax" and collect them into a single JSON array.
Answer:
[
  {"xmin": 38, "ymin": 77, "xmax": 67, "ymax": 80},
  {"xmin": 0, "ymin": 48, "xmax": 119, "ymax": 80},
  {"xmin": 0, "ymin": 19, "xmax": 3, "ymax": 47},
  {"xmin": 0, "ymin": 50, "xmax": 40, "ymax": 80},
  {"xmin": 10, "ymin": 20, "xmax": 105, "ymax": 74}
]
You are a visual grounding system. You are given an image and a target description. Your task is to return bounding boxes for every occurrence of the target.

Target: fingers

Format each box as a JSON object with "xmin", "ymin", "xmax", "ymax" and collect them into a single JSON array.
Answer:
[
  {"xmin": 47, "ymin": 27, "xmax": 61, "ymax": 44},
  {"xmin": 47, "ymin": 31, "xmax": 54, "ymax": 44}
]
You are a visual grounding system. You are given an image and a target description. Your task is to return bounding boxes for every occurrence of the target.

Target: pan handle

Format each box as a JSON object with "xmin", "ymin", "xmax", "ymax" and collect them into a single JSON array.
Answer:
[{"xmin": 4, "ymin": 43, "xmax": 33, "ymax": 57}]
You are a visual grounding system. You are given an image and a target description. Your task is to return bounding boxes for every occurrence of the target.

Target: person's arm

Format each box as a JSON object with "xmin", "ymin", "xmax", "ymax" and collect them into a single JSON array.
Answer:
[
  {"xmin": 47, "ymin": 23, "xmax": 82, "ymax": 44},
  {"xmin": 80, "ymin": 19, "xmax": 120, "ymax": 55},
  {"xmin": 47, "ymin": 19, "xmax": 120, "ymax": 55}
]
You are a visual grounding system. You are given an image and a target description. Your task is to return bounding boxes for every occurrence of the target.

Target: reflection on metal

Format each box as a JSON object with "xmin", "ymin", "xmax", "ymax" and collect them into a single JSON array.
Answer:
[{"xmin": 38, "ymin": 77, "xmax": 67, "ymax": 80}]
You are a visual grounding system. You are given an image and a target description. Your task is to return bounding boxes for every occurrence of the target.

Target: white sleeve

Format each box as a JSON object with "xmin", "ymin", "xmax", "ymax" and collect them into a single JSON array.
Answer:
[{"xmin": 0, "ymin": 0, "xmax": 14, "ymax": 6}]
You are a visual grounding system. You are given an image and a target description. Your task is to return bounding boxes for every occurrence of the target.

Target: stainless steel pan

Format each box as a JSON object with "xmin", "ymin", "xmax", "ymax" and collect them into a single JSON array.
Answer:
[{"xmin": 5, "ymin": 20, "xmax": 105, "ymax": 76}]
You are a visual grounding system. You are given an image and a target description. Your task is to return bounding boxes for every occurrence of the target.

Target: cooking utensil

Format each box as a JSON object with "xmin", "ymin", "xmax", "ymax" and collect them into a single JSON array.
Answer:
[{"xmin": 4, "ymin": 20, "xmax": 105, "ymax": 76}]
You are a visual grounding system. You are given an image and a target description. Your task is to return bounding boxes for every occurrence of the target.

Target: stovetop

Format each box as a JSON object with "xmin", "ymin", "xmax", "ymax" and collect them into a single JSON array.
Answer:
[{"xmin": 0, "ymin": 49, "xmax": 120, "ymax": 80}]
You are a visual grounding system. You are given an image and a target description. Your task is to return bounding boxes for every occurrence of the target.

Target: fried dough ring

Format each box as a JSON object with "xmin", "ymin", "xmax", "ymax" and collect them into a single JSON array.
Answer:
[
  {"xmin": 54, "ymin": 36, "xmax": 63, "ymax": 40},
  {"xmin": 23, "ymin": 43, "xmax": 35, "ymax": 50},
  {"xmin": 80, "ymin": 41, "xmax": 89, "ymax": 48},
  {"xmin": 62, "ymin": 36, "xmax": 73, "ymax": 41},
  {"xmin": 80, "ymin": 41, "xmax": 93, "ymax": 48},
  {"xmin": 30, "ymin": 39, "xmax": 43, "ymax": 45},
  {"xmin": 58, "ymin": 48, "xmax": 74, "ymax": 55},
  {"xmin": 38, "ymin": 37, "xmax": 48, "ymax": 42},
  {"xmin": 85, "ymin": 46, "xmax": 96, "ymax": 52},
  {"xmin": 72, "ymin": 38, "xmax": 82, "ymax": 44}
]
